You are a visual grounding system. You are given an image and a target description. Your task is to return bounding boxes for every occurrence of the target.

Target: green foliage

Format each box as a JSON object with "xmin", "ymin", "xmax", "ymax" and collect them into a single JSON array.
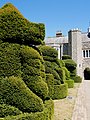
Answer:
[
  {"xmin": 20, "ymin": 46, "xmax": 48, "ymax": 100},
  {"xmin": 39, "ymin": 45, "xmax": 58, "ymax": 58},
  {"xmin": 56, "ymin": 59, "xmax": 65, "ymax": 67},
  {"xmin": 0, "ymin": 76, "xmax": 44, "ymax": 112},
  {"xmin": 0, "ymin": 104, "xmax": 22, "ymax": 117},
  {"xmin": 46, "ymin": 74, "xmax": 54, "ymax": 98},
  {"xmin": 65, "ymin": 79, "xmax": 74, "ymax": 88},
  {"xmin": 0, "ymin": 3, "xmax": 45, "ymax": 45},
  {"xmin": 1, "ymin": 100, "xmax": 54, "ymax": 120},
  {"xmin": 63, "ymin": 59, "xmax": 77, "ymax": 77},
  {"xmin": 52, "ymin": 83, "xmax": 68, "ymax": 99},
  {"xmin": 72, "ymin": 75, "xmax": 82, "ymax": 83},
  {"xmin": 56, "ymin": 68, "xmax": 66, "ymax": 84},
  {"xmin": 62, "ymin": 55, "xmax": 72, "ymax": 60},
  {"xmin": 62, "ymin": 67, "xmax": 70, "ymax": 80},
  {"xmin": 45, "ymin": 67, "xmax": 60, "ymax": 80},
  {"xmin": 23, "ymin": 75, "xmax": 48, "ymax": 100},
  {"xmin": 0, "ymin": 42, "xmax": 22, "ymax": 77}
]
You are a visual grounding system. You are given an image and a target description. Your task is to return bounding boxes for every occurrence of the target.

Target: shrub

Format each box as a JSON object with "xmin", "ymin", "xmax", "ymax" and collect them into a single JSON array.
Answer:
[
  {"xmin": 62, "ymin": 55, "xmax": 72, "ymax": 60},
  {"xmin": 1, "ymin": 100, "xmax": 54, "ymax": 120},
  {"xmin": 72, "ymin": 75, "xmax": 82, "ymax": 83},
  {"xmin": 0, "ymin": 3, "xmax": 45, "ymax": 45},
  {"xmin": 39, "ymin": 45, "xmax": 58, "ymax": 58},
  {"xmin": 65, "ymin": 79, "xmax": 74, "ymax": 88},
  {"xmin": 0, "ymin": 104, "xmax": 22, "ymax": 117},
  {"xmin": 52, "ymin": 83, "xmax": 68, "ymax": 99},
  {"xmin": 45, "ymin": 67, "xmax": 60, "ymax": 80},
  {"xmin": 23, "ymin": 75, "xmax": 48, "ymax": 100},
  {"xmin": 63, "ymin": 59, "xmax": 77, "ymax": 77},
  {"xmin": 56, "ymin": 68, "xmax": 66, "ymax": 84},
  {"xmin": 46, "ymin": 74, "xmax": 54, "ymax": 98},
  {"xmin": 0, "ymin": 76, "xmax": 44, "ymax": 112},
  {"xmin": 56, "ymin": 59, "xmax": 65, "ymax": 67},
  {"xmin": 62, "ymin": 67, "xmax": 70, "ymax": 80},
  {"xmin": 0, "ymin": 43, "xmax": 22, "ymax": 77}
]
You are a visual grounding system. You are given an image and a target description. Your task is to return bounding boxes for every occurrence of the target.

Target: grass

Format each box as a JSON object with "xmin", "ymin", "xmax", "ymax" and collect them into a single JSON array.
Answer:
[{"xmin": 54, "ymin": 83, "xmax": 80, "ymax": 120}]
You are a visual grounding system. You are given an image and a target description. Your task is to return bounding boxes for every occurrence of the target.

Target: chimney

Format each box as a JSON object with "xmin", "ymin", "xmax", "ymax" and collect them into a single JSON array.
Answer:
[{"xmin": 56, "ymin": 31, "xmax": 62, "ymax": 37}]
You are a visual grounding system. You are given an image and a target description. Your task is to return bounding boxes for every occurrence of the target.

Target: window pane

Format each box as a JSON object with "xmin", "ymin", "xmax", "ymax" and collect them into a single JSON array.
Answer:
[
  {"xmin": 83, "ymin": 50, "xmax": 85, "ymax": 57},
  {"xmin": 86, "ymin": 50, "xmax": 88, "ymax": 57}
]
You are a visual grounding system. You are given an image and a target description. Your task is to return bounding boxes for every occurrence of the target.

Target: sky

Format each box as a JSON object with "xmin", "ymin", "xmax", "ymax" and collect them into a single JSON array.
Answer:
[{"xmin": 0, "ymin": 0, "xmax": 90, "ymax": 37}]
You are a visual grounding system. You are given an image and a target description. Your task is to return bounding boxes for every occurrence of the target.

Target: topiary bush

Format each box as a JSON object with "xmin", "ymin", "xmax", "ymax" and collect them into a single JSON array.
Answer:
[
  {"xmin": 62, "ymin": 67, "xmax": 70, "ymax": 80},
  {"xmin": 52, "ymin": 83, "xmax": 68, "ymax": 99},
  {"xmin": 72, "ymin": 75, "xmax": 82, "ymax": 83},
  {"xmin": 56, "ymin": 68, "xmax": 66, "ymax": 84},
  {"xmin": 1, "ymin": 100, "xmax": 54, "ymax": 120},
  {"xmin": 0, "ymin": 76, "xmax": 44, "ymax": 112},
  {"xmin": 65, "ymin": 79, "xmax": 74, "ymax": 88},
  {"xmin": 0, "ymin": 104, "xmax": 22, "ymax": 117},
  {"xmin": 46, "ymin": 74, "xmax": 54, "ymax": 98},
  {"xmin": 20, "ymin": 46, "xmax": 48, "ymax": 100},
  {"xmin": 62, "ymin": 55, "xmax": 72, "ymax": 60},
  {"xmin": 0, "ymin": 42, "xmax": 22, "ymax": 77},
  {"xmin": 63, "ymin": 59, "xmax": 77, "ymax": 77},
  {"xmin": 0, "ymin": 3, "xmax": 45, "ymax": 45}
]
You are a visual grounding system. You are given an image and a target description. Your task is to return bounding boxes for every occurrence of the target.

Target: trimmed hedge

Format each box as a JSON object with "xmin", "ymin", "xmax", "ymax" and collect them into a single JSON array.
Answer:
[
  {"xmin": 56, "ymin": 59, "xmax": 65, "ymax": 67},
  {"xmin": 56, "ymin": 68, "xmax": 65, "ymax": 84},
  {"xmin": 20, "ymin": 46, "xmax": 48, "ymax": 100},
  {"xmin": 45, "ymin": 66, "xmax": 60, "ymax": 80},
  {"xmin": 63, "ymin": 59, "xmax": 77, "ymax": 77},
  {"xmin": 72, "ymin": 75, "xmax": 82, "ymax": 83},
  {"xmin": 1, "ymin": 100, "xmax": 54, "ymax": 120},
  {"xmin": 65, "ymin": 79, "xmax": 74, "ymax": 88},
  {"xmin": 39, "ymin": 45, "xmax": 58, "ymax": 58},
  {"xmin": 52, "ymin": 83, "xmax": 68, "ymax": 99},
  {"xmin": 0, "ymin": 104, "xmax": 22, "ymax": 117},
  {"xmin": 62, "ymin": 55, "xmax": 72, "ymax": 60},
  {"xmin": 23, "ymin": 75, "xmax": 48, "ymax": 100},
  {"xmin": 0, "ymin": 76, "xmax": 44, "ymax": 112},
  {"xmin": 46, "ymin": 74, "xmax": 54, "ymax": 98},
  {"xmin": 62, "ymin": 67, "xmax": 70, "ymax": 80},
  {"xmin": 0, "ymin": 42, "xmax": 22, "ymax": 77},
  {"xmin": 0, "ymin": 3, "xmax": 45, "ymax": 45}
]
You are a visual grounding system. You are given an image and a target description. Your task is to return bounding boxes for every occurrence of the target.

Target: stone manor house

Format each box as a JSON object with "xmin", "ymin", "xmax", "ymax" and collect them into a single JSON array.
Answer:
[{"xmin": 45, "ymin": 27, "xmax": 90, "ymax": 79}]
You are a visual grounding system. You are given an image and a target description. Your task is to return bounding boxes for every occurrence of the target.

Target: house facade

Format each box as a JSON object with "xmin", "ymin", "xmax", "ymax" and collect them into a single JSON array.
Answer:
[{"xmin": 45, "ymin": 28, "xmax": 90, "ymax": 78}]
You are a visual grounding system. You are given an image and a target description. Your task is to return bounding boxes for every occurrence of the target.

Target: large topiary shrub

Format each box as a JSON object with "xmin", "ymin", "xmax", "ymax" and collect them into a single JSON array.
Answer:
[
  {"xmin": 20, "ymin": 46, "xmax": 48, "ymax": 100},
  {"xmin": 0, "ymin": 42, "xmax": 22, "ymax": 77},
  {"xmin": 0, "ymin": 3, "xmax": 45, "ymax": 45},
  {"xmin": 0, "ymin": 76, "xmax": 44, "ymax": 112},
  {"xmin": 0, "ymin": 104, "xmax": 22, "ymax": 117},
  {"xmin": 63, "ymin": 59, "xmax": 77, "ymax": 77},
  {"xmin": 1, "ymin": 100, "xmax": 54, "ymax": 120}
]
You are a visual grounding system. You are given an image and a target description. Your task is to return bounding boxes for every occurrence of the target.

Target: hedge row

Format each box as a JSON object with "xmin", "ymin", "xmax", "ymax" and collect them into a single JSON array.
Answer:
[
  {"xmin": 52, "ymin": 83, "xmax": 68, "ymax": 99},
  {"xmin": 0, "ymin": 3, "xmax": 45, "ymax": 45},
  {"xmin": 20, "ymin": 46, "xmax": 48, "ymax": 100},
  {"xmin": 0, "ymin": 104, "xmax": 22, "ymax": 117},
  {"xmin": 65, "ymin": 79, "xmax": 74, "ymax": 88},
  {"xmin": 0, "ymin": 100, "xmax": 54, "ymax": 120},
  {"xmin": 0, "ymin": 42, "xmax": 22, "ymax": 77},
  {"xmin": 0, "ymin": 76, "xmax": 44, "ymax": 112}
]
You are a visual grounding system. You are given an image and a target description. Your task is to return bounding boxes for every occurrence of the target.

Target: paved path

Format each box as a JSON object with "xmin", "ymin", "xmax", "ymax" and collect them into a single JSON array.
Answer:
[{"xmin": 72, "ymin": 80, "xmax": 90, "ymax": 120}]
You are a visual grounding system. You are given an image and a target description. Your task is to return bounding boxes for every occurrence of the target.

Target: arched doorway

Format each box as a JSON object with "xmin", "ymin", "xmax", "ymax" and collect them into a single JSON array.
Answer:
[{"xmin": 84, "ymin": 67, "xmax": 90, "ymax": 80}]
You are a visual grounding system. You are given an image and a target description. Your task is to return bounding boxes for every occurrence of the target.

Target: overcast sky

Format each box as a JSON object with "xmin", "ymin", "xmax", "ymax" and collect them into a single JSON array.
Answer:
[{"xmin": 0, "ymin": 0, "xmax": 90, "ymax": 37}]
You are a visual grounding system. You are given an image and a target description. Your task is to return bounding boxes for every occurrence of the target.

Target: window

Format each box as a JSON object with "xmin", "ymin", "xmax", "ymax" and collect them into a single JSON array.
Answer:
[
  {"xmin": 83, "ymin": 49, "xmax": 90, "ymax": 58},
  {"xmin": 83, "ymin": 50, "xmax": 85, "ymax": 57},
  {"xmin": 86, "ymin": 50, "xmax": 88, "ymax": 57}
]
